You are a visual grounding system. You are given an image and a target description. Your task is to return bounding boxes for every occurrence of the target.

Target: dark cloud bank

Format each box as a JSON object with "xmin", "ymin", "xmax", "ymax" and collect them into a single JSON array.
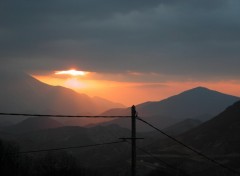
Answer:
[{"xmin": 1, "ymin": 0, "xmax": 240, "ymax": 80}]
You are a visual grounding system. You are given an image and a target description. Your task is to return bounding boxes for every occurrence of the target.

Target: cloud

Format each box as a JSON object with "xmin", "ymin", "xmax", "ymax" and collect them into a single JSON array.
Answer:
[
  {"xmin": 132, "ymin": 83, "xmax": 169, "ymax": 90},
  {"xmin": 1, "ymin": 0, "xmax": 240, "ymax": 81}
]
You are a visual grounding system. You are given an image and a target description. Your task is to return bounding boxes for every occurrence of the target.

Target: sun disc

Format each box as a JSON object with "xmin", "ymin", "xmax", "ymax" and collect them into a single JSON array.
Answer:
[{"xmin": 55, "ymin": 69, "xmax": 88, "ymax": 76}]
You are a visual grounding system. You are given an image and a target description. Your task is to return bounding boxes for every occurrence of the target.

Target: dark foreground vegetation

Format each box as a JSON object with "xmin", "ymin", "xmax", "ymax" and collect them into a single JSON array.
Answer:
[{"xmin": 0, "ymin": 139, "xmax": 100, "ymax": 176}]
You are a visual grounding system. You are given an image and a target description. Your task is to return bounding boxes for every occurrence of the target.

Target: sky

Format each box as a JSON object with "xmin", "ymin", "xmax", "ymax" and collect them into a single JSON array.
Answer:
[{"xmin": 1, "ymin": 0, "xmax": 240, "ymax": 105}]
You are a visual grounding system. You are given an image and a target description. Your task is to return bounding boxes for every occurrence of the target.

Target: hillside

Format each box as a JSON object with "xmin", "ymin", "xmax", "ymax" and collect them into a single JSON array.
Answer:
[
  {"xmin": 146, "ymin": 101, "xmax": 240, "ymax": 175},
  {"xmin": 180, "ymin": 100, "xmax": 240, "ymax": 155},
  {"xmin": 6, "ymin": 117, "xmax": 63, "ymax": 133},
  {"xmin": 0, "ymin": 124, "xmax": 132, "ymax": 175},
  {"xmin": 161, "ymin": 118, "xmax": 202, "ymax": 136}
]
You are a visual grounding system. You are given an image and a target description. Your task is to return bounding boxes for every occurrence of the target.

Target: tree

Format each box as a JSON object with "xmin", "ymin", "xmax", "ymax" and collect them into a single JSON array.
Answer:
[{"xmin": 0, "ymin": 139, "xmax": 20, "ymax": 176}]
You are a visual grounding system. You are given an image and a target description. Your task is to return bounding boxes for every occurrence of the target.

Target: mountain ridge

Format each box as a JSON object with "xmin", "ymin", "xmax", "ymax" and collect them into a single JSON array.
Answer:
[{"xmin": 100, "ymin": 87, "xmax": 239, "ymax": 131}]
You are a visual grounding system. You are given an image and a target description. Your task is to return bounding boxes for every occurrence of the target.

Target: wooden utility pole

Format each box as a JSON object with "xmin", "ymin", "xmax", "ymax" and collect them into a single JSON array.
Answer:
[{"xmin": 131, "ymin": 105, "xmax": 137, "ymax": 176}]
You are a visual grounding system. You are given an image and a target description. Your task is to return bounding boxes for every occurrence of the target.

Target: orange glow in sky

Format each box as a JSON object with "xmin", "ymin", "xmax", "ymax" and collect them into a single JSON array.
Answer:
[{"xmin": 32, "ymin": 70, "xmax": 240, "ymax": 106}]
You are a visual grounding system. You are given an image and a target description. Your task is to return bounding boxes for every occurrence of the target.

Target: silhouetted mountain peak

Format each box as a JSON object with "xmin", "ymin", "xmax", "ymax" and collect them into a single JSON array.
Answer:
[
  {"xmin": 183, "ymin": 86, "xmax": 209, "ymax": 92},
  {"xmin": 178, "ymin": 86, "xmax": 225, "ymax": 97},
  {"xmin": 136, "ymin": 86, "xmax": 239, "ymax": 116}
]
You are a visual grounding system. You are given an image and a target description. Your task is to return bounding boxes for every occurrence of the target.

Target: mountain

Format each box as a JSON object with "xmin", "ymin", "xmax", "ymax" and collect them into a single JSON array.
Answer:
[
  {"xmin": 6, "ymin": 117, "xmax": 63, "ymax": 133},
  {"xmin": 100, "ymin": 87, "xmax": 239, "ymax": 131},
  {"xmin": 15, "ymin": 126, "xmax": 94, "ymax": 151},
  {"xmin": 136, "ymin": 87, "xmax": 239, "ymax": 118},
  {"xmin": 92, "ymin": 96, "xmax": 124, "ymax": 111},
  {"xmin": 0, "ymin": 124, "xmax": 131, "ymax": 176},
  {"xmin": 138, "ymin": 118, "xmax": 202, "ymax": 150},
  {"xmin": 0, "ymin": 71, "xmax": 124, "ymax": 125},
  {"xmin": 180, "ymin": 100, "xmax": 240, "ymax": 155},
  {"xmin": 0, "ymin": 117, "xmax": 15, "ymax": 127},
  {"xmin": 146, "ymin": 101, "xmax": 240, "ymax": 176},
  {"xmin": 101, "ymin": 115, "xmax": 180, "ymax": 132},
  {"xmin": 1, "ymin": 123, "xmax": 131, "ymax": 153},
  {"xmin": 160, "ymin": 118, "xmax": 202, "ymax": 136},
  {"xmin": 103, "ymin": 87, "xmax": 239, "ymax": 118}
]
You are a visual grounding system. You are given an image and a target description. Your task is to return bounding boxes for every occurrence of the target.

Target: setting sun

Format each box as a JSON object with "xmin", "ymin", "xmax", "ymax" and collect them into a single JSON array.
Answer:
[{"xmin": 55, "ymin": 69, "xmax": 88, "ymax": 76}]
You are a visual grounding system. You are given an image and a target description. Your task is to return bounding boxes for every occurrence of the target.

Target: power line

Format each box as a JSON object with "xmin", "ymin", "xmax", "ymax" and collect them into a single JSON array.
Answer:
[
  {"xmin": 16, "ymin": 140, "xmax": 125, "ymax": 154},
  {"xmin": 137, "ymin": 117, "xmax": 240, "ymax": 176},
  {"xmin": 0, "ymin": 112, "xmax": 131, "ymax": 118}
]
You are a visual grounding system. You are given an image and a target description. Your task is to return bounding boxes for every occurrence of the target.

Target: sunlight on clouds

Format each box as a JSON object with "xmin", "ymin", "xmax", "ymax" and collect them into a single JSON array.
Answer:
[{"xmin": 32, "ymin": 70, "xmax": 240, "ymax": 106}]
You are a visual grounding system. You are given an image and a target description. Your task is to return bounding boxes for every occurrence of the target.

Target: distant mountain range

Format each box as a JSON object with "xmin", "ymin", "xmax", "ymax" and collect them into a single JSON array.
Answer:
[
  {"xmin": 101, "ymin": 87, "xmax": 239, "ymax": 131},
  {"xmin": 0, "ymin": 71, "xmax": 124, "ymax": 126},
  {"xmin": 1, "ymin": 70, "xmax": 239, "ymax": 132}
]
